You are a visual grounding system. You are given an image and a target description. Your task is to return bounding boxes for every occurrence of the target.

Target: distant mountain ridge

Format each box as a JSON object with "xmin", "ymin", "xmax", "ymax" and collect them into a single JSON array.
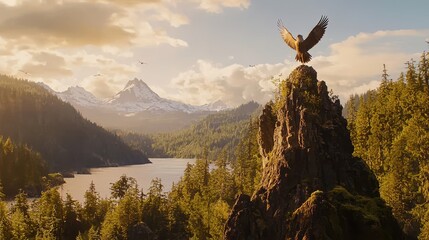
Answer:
[
  {"xmin": 45, "ymin": 78, "xmax": 230, "ymax": 133},
  {"xmin": 52, "ymin": 78, "xmax": 229, "ymax": 114},
  {"xmin": 59, "ymin": 86, "xmax": 105, "ymax": 108},
  {"xmin": 108, "ymin": 79, "xmax": 200, "ymax": 113}
]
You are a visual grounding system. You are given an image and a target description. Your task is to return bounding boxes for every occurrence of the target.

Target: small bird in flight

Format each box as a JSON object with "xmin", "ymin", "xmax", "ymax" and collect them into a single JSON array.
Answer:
[
  {"xmin": 93, "ymin": 73, "xmax": 102, "ymax": 77},
  {"xmin": 278, "ymin": 15, "xmax": 328, "ymax": 63},
  {"xmin": 19, "ymin": 70, "xmax": 30, "ymax": 75},
  {"xmin": 249, "ymin": 64, "xmax": 255, "ymax": 67},
  {"xmin": 138, "ymin": 61, "xmax": 147, "ymax": 65}
]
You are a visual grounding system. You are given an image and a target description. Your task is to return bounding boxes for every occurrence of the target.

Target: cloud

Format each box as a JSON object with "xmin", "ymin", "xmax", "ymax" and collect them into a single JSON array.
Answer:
[
  {"xmin": 312, "ymin": 29, "xmax": 429, "ymax": 100},
  {"xmin": 66, "ymin": 51, "xmax": 139, "ymax": 98},
  {"xmin": 169, "ymin": 29, "xmax": 429, "ymax": 106},
  {"xmin": 0, "ymin": 44, "xmax": 139, "ymax": 97},
  {"xmin": 131, "ymin": 21, "xmax": 188, "ymax": 47},
  {"xmin": 170, "ymin": 59, "xmax": 293, "ymax": 106},
  {"xmin": 0, "ymin": 2, "xmax": 135, "ymax": 47},
  {"xmin": 22, "ymin": 51, "xmax": 73, "ymax": 78},
  {"xmin": 0, "ymin": 0, "xmax": 190, "ymax": 49},
  {"xmin": 102, "ymin": 0, "xmax": 161, "ymax": 6},
  {"xmin": 189, "ymin": 0, "xmax": 250, "ymax": 13},
  {"xmin": 145, "ymin": 4, "xmax": 189, "ymax": 27}
]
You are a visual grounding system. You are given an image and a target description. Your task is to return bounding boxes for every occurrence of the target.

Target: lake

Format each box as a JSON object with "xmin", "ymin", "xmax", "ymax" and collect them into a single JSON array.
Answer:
[{"xmin": 59, "ymin": 158, "xmax": 195, "ymax": 203}]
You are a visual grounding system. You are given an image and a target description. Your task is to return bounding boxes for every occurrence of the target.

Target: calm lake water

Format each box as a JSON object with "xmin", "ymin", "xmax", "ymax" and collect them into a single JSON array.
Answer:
[{"xmin": 59, "ymin": 158, "xmax": 195, "ymax": 203}]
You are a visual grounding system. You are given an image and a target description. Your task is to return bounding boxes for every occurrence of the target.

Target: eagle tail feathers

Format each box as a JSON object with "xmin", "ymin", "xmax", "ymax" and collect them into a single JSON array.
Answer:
[{"xmin": 296, "ymin": 52, "xmax": 312, "ymax": 63}]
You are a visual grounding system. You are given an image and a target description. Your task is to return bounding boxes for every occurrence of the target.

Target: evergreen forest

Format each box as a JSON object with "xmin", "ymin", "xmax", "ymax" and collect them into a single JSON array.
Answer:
[{"xmin": 345, "ymin": 51, "xmax": 429, "ymax": 239}]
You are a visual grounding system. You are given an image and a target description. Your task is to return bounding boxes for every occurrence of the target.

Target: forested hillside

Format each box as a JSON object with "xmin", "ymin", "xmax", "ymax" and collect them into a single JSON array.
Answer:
[
  {"xmin": 0, "ymin": 137, "xmax": 48, "ymax": 197},
  {"xmin": 0, "ymin": 75, "xmax": 149, "ymax": 172},
  {"xmin": 345, "ymin": 52, "xmax": 429, "ymax": 239},
  {"xmin": 121, "ymin": 101, "xmax": 261, "ymax": 160}
]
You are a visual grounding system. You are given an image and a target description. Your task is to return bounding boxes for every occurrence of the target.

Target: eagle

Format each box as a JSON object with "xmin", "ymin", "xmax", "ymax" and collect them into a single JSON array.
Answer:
[{"xmin": 278, "ymin": 15, "xmax": 328, "ymax": 64}]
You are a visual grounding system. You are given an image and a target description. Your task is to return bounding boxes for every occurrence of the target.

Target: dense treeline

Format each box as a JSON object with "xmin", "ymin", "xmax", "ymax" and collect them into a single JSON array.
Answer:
[
  {"xmin": 0, "ymin": 75, "xmax": 149, "ymax": 172},
  {"xmin": 345, "ymin": 52, "xmax": 429, "ymax": 239},
  {"xmin": 120, "ymin": 101, "xmax": 261, "ymax": 161},
  {"xmin": 0, "ymin": 137, "xmax": 47, "ymax": 197},
  {"xmin": 0, "ymin": 118, "xmax": 261, "ymax": 239}
]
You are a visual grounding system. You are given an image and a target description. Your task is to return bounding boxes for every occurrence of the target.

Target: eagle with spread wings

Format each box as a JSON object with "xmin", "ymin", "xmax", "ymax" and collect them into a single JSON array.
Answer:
[{"xmin": 278, "ymin": 16, "xmax": 328, "ymax": 64}]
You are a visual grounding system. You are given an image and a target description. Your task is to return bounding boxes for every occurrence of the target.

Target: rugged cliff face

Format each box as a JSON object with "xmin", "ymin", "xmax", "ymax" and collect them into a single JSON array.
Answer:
[{"xmin": 224, "ymin": 66, "xmax": 404, "ymax": 240}]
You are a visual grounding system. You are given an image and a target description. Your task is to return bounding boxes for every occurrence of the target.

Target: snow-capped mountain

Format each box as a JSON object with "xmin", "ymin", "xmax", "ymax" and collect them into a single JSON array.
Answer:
[
  {"xmin": 40, "ymin": 79, "xmax": 232, "ymax": 133},
  {"xmin": 53, "ymin": 78, "xmax": 229, "ymax": 113},
  {"xmin": 109, "ymin": 79, "xmax": 162, "ymax": 104},
  {"xmin": 198, "ymin": 100, "xmax": 229, "ymax": 112},
  {"xmin": 108, "ymin": 78, "xmax": 200, "ymax": 113},
  {"xmin": 57, "ymin": 86, "xmax": 105, "ymax": 108}
]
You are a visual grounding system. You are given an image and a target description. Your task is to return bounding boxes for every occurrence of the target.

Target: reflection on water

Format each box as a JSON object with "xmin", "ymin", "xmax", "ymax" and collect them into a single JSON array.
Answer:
[{"xmin": 59, "ymin": 158, "xmax": 195, "ymax": 203}]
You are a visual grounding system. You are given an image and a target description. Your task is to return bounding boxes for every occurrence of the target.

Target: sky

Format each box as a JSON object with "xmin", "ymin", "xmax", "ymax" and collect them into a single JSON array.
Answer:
[{"xmin": 0, "ymin": 0, "xmax": 428, "ymax": 107}]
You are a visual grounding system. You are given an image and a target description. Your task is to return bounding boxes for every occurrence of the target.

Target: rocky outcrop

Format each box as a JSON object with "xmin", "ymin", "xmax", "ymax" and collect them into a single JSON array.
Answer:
[{"xmin": 224, "ymin": 65, "xmax": 404, "ymax": 240}]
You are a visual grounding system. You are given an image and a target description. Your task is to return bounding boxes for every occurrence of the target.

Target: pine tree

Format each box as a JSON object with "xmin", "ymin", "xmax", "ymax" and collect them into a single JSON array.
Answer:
[
  {"xmin": 110, "ymin": 175, "xmax": 137, "ymax": 200},
  {"xmin": 34, "ymin": 188, "xmax": 64, "ymax": 239},
  {"xmin": 141, "ymin": 178, "xmax": 168, "ymax": 238},
  {"xmin": 405, "ymin": 59, "xmax": 418, "ymax": 89},
  {"xmin": 0, "ymin": 201, "xmax": 12, "ymax": 240},
  {"xmin": 418, "ymin": 51, "xmax": 429, "ymax": 91},
  {"xmin": 63, "ymin": 194, "xmax": 81, "ymax": 240},
  {"xmin": 83, "ymin": 182, "xmax": 101, "ymax": 228},
  {"xmin": 10, "ymin": 191, "xmax": 36, "ymax": 239}
]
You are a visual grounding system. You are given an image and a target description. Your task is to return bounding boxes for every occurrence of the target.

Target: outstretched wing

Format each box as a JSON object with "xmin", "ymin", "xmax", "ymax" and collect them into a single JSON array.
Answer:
[
  {"xmin": 301, "ymin": 15, "xmax": 328, "ymax": 52},
  {"xmin": 277, "ymin": 19, "xmax": 296, "ymax": 50}
]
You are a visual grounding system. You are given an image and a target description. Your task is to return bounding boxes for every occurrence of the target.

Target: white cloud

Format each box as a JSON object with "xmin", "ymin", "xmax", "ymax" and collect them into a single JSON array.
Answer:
[
  {"xmin": 0, "ymin": 44, "xmax": 139, "ymax": 97},
  {"xmin": 145, "ymin": 5, "xmax": 189, "ymax": 27},
  {"xmin": 65, "ymin": 51, "xmax": 139, "ymax": 98},
  {"xmin": 189, "ymin": 0, "xmax": 250, "ymax": 13},
  {"xmin": 0, "ymin": 0, "xmax": 16, "ymax": 6},
  {"xmin": 170, "ymin": 59, "xmax": 294, "ymax": 106},
  {"xmin": 169, "ymin": 29, "xmax": 429, "ymax": 106},
  {"xmin": 313, "ymin": 29, "xmax": 429, "ymax": 101}
]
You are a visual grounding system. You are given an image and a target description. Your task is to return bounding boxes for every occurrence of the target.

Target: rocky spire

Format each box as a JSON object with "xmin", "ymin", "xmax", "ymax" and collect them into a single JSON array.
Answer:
[{"xmin": 224, "ymin": 65, "xmax": 405, "ymax": 240}]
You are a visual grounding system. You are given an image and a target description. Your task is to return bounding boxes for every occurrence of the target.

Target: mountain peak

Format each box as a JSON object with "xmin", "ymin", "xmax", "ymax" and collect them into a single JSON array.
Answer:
[
  {"xmin": 124, "ymin": 78, "xmax": 149, "ymax": 89},
  {"xmin": 109, "ymin": 78, "xmax": 161, "ymax": 105},
  {"xmin": 65, "ymin": 85, "xmax": 87, "ymax": 93},
  {"xmin": 57, "ymin": 85, "xmax": 103, "ymax": 108},
  {"xmin": 199, "ymin": 99, "xmax": 229, "ymax": 112}
]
